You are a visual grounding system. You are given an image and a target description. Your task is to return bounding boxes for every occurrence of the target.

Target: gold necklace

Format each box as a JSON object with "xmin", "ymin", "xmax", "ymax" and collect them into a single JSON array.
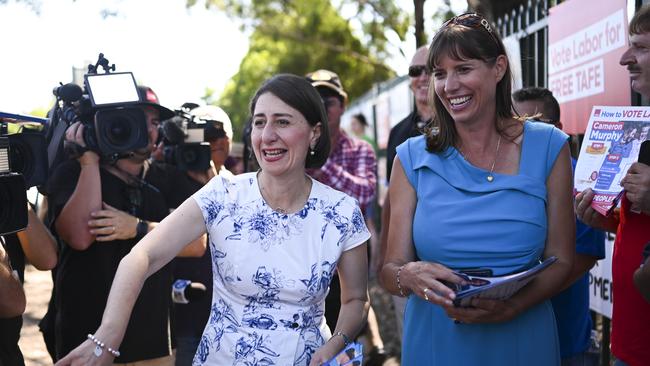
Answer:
[{"xmin": 459, "ymin": 135, "xmax": 502, "ymax": 182}]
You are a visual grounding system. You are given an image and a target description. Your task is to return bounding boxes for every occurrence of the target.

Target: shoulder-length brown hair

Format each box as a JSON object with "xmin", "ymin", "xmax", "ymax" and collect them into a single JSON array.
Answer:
[{"xmin": 425, "ymin": 16, "xmax": 516, "ymax": 153}]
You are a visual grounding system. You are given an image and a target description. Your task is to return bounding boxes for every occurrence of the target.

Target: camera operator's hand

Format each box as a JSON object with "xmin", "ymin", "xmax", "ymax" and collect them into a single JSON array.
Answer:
[
  {"xmin": 89, "ymin": 203, "xmax": 138, "ymax": 242},
  {"xmin": 65, "ymin": 122, "xmax": 99, "ymax": 166}
]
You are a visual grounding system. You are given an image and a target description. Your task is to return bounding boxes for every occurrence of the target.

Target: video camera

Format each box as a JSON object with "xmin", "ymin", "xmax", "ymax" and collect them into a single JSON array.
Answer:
[
  {"xmin": 160, "ymin": 103, "xmax": 228, "ymax": 172},
  {"xmin": 0, "ymin": 112, "xmax": 48, "ymax": 236},
  {"xmin": 0, "ymin": 137, "xmax": 28, "ymax": 236},
  {"xmin": 47, "ymin": 53, "xmax": 152, "ymax": 170}
]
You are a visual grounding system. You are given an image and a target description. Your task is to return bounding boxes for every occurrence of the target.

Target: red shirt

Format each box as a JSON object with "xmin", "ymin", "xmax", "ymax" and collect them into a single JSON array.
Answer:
[{"xmin": 611, "ymin": 195, "xmax": 650, "ymax": 366}]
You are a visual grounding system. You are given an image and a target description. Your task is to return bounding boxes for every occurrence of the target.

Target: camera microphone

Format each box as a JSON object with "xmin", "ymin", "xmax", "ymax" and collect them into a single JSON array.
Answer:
[
  {"xmin": 172, "ymin": 279, "xmax": 207, "ymax": 304},
  {"xmin": 162, "ymin": 119, "xmax": 185, "ymax": 145},
  {"xmin": 53, "ymin": 83, "xmax": 83, "ymax": 103}
]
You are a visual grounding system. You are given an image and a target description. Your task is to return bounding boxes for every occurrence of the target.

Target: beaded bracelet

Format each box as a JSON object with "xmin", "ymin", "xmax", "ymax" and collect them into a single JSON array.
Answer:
[
  {"xmin": 331, "ymin": 331, "xmax": 351, "ymax": 346},
  {"xmin": 396, "ymin": 264, "xmax": 407, "ymax": 297},
  {"xmin": 87, "ymin": 334, "xmax": 121, "ymax": 358}
]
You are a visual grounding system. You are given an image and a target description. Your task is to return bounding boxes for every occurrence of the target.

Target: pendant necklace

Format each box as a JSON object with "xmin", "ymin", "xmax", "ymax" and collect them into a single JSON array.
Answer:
[
  {"xmin": 486, "ymin": 135, "xmax": 502, "ymax": 182},
  {"xmin": 460, "ymin": 134, "xmax": 502, "ymax": 183}
]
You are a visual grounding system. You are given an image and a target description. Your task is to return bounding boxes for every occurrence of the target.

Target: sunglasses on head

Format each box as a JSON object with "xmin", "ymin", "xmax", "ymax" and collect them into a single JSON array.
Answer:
[
  {"xmin": 442, "ymin": 12, "xmax": 499, "ymax": 44},
  {"xmin": 408, "ymin": 65, "xmax": 430, "ymax": 78}
]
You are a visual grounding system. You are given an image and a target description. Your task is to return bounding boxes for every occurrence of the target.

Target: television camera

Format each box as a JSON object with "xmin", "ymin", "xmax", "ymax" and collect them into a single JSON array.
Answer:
[
  {"xmin": 161, "ymin": 103, "xmax": 229, "ymax": 172},
  {"xmin": 0, "ymin": 113, "xmax": 48, "ymax": 236},
  {"xmin": 47, "ymin": 53, "xmax": 161, "ymax": 173}
]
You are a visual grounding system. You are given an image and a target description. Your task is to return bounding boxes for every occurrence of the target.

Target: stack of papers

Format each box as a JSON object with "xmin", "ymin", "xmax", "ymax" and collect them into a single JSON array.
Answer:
[{"xmin": 451, "ymin": 256, "xmax": 558, "ymax": 307}]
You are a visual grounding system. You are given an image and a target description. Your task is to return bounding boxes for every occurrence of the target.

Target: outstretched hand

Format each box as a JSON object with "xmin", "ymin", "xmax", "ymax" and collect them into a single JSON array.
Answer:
[
  {"xmin": 55, "ymin": 340, "xmax": 113, "ymax": 366},
  {"xmin": 88, "ymin": 202, "xmax": 138, "ymax": 241}
]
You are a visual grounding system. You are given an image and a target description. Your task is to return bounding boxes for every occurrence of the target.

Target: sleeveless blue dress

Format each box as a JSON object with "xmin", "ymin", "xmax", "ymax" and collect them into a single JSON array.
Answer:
[{"xmin": 396, "ymin": 121, "xmax": 567, "ymax": 365}]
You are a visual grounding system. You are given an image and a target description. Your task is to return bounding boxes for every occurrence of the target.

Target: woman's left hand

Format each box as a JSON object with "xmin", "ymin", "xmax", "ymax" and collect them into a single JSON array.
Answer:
[
  {"xmin": 442, "ymin": 298, "xmax": 520, "ymax": 324},
  {"xmin": 309, "ymin": 340, "xmax": 345, "ymax": 366}
]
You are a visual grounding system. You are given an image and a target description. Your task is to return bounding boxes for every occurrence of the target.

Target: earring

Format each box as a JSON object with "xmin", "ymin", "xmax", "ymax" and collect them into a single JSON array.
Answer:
[{"xmin": 309, "ymin": 147, "xmax": 315, "ymax": 156}]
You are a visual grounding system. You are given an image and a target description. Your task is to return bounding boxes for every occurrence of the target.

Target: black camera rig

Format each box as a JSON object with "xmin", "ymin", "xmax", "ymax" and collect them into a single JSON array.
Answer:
[
  {"xmin": 47, "ymin": 53, "xmax": 150, "ymax": 173},
  {"xmin": 160, "ymin": 103, "xmax": 228, "ymax": 172}
]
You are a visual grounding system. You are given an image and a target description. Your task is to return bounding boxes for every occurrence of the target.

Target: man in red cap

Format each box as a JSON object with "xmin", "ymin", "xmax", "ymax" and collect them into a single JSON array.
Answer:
[{"xmin": 48, "ymin": 85, "xmax": 205, "ymax": 365}]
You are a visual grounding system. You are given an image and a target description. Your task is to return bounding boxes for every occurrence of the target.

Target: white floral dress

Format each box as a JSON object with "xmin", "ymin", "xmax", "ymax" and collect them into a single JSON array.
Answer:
[{"xmin": 191, "ymin": 172, "xmax": 370, "ymax": 366}]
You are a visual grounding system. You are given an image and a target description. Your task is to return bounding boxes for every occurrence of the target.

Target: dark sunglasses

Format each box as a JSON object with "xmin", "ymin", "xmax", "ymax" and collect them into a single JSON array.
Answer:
[
  {"xmin": 442, "ymin": 12, "xmax": 499, "ymax": 44},
  {"xmin": 408, "ymin": 65, "xmax": 431, "ymax": 78}
]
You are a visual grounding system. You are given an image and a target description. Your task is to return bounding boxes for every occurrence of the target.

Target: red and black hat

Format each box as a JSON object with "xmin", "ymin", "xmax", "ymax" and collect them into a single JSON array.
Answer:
[{"xmin": 137, "ymin": 85, "xmax": 174, "ymax": 120}]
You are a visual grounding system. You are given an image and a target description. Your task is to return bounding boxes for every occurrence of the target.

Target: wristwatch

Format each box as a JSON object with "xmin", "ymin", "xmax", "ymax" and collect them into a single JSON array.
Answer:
[{"xmin": 136, "ymin": 219, "xmax": 148, "ymax": 239}]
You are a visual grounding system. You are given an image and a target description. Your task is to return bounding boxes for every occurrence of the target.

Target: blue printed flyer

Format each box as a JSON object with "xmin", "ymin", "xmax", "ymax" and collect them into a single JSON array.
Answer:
[{"xmin": 574, "ymin": 106, "xmax": 650, "ymax": 215}]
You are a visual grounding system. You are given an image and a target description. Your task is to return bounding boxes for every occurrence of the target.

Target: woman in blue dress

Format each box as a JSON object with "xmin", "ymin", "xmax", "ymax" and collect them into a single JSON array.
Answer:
[
  {"xmin": 57, "ymin": 74, "xmax": 371, "ymax": 366},
  {"xmin": 380, "ymin": 13, "xmax": 575, "ymax": 365}
]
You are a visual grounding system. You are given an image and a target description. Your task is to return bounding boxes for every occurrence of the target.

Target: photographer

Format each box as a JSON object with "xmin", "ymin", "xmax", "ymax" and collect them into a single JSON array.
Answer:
[
  {"xmin": 49, "ymin": 85, "xmax": 205, "ymax": 364},
  {"xmin": 0, "ymin": 203, "xmax": 58, "ymax": 365}
]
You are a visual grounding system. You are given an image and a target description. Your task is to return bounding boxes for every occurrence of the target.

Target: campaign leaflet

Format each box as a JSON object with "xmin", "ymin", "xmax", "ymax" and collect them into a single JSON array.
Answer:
[
  {"xmin": 574, "ymin": 106, "xmax": 650, "ymax": 215},
  {"xmin": 323, "ymin": 342, "xmax": 363, "ymax": 366},
  {"xmin": 451, "ymin": 256, "xmax": 557, "ymax": 308}
]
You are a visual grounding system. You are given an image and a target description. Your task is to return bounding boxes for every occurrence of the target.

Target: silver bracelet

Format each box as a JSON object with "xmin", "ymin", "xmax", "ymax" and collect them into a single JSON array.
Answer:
[
  {"xmin": 87, "ymin": 334, "xmax": 120, "ymax": 358},
  {"xmin": 331, "ymin": 331, "xmax": 351, "ymax": 345},
  {"xmin": 396, "ymin": 264, "xmax": 407, "ymax": 297}
]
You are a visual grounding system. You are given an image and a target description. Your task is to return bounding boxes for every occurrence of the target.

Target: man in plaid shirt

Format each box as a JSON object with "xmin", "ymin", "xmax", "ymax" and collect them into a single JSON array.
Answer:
[
  {"xmin": 305, "ymin": 70, "xmax": 377, "ymax": 213},
  {"xmin": 307, "ymin": 70, "xmax": 388, "ymax": 365}
]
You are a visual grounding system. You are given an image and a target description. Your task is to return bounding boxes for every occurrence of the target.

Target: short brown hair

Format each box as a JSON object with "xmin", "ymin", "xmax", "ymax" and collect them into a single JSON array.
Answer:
[{"xmin": 630, "ymin": 4, "xmax": 650, "ymax": 35}]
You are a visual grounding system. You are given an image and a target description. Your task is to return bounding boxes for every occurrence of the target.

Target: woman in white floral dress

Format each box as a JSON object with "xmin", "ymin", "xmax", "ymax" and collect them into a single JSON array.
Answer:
[{"xmin": 57, "ymin": 74, "xmax": 371, "ymax": 366}]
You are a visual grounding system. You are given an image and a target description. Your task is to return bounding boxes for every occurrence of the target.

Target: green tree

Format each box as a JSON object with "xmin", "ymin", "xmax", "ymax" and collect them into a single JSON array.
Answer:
[{"xmin": 199, "ymin": 0, "xmax": 395, "ymax": 139}]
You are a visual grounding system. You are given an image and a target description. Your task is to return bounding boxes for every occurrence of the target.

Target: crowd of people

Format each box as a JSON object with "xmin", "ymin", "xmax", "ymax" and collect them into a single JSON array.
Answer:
[{"xmin": 2, "ymin": 4, "xmax": 650, "ymax": 366}]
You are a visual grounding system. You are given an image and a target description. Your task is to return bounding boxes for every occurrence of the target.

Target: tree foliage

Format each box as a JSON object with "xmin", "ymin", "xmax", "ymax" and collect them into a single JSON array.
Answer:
[{"xmin": 198, "ymin": 0, "xmax": 395, "ymax": 138}]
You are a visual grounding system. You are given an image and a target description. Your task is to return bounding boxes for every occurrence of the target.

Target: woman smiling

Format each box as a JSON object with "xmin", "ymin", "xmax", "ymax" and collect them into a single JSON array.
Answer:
[
  {"xmin": 380, "ymin": 13, "xmax": 574, "ymax": 366},
  {"xmin": 57, "ymin": 74, "xmax": 370, "ymax": 366}
]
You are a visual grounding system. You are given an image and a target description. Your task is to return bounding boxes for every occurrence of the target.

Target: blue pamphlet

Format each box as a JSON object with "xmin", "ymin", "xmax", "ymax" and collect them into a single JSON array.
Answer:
[{"xmin": 322, "ymin": 342, "xmax": 363, "ymax": 366}]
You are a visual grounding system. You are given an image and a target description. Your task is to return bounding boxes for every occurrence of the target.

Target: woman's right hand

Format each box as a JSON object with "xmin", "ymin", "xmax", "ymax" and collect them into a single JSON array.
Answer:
[
  {"xmin": 54, "ymin": 339, "xmax": 114, "ymax": 366},
  {"xmin": 400, "ymin": 261, "xmax": 466, "ymax": 306}
]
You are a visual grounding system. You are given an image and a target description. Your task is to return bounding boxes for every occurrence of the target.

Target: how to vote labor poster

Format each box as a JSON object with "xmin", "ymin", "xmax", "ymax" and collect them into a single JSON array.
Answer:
[
  {"xmin": 574, "ymin": 106, "xmax": 650, "ymax": 215},
  {"xmin": 548, "ymin": 0, "xmax": 629, "ymax": 135}
]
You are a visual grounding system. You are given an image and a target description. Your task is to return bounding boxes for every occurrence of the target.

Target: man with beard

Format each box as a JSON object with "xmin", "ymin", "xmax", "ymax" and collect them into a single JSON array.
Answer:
[{"xmin": 47, "ymin": 86, "xmax": 205, "ymax": 365}]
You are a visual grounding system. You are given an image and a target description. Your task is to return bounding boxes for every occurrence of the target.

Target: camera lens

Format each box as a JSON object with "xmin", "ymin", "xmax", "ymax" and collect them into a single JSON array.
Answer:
[
  {"xmin": 182, "ymin": 148, "xmax": 198, "ymax": 164},
  {"xmin": 106, "ymin": 116, "xmax": 133, "ymax": 146},
  {"xmin": 94, "ymin": 107, "xmax": 149, "ymax": 156},
  {"xmin": 9, "ymin": 140, "xmax": 30, "ymax": 177},
  {"xmin": 5, "ymin": 133, "xmax": 47, "ymax": 188}
]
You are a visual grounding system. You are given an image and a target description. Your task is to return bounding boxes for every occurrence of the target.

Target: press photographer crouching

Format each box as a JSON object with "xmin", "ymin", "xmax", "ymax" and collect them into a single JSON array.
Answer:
[
  {"xmin": 152, "ymin": 103, "xmax": 234, "ymax": 365},
  {"xmin": 48, "ymin": 84, "xmax": 206, "ymax": 364},
  {"xmin": 0, "ymin": 118, "xmax": 58, "ymax": 366}
]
